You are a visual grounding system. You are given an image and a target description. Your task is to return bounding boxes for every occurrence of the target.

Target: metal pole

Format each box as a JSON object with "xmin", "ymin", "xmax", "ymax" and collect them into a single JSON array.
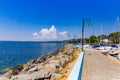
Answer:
[
  {"xmin": 82, "ymin": 19, "xmax": 84, "ymax": 51},
  {"xmin": 117, "ymin": 17, "xmax": 120, "ymax": 44},
  {"xmin": 100, "ymin": 24, "xmax": 103, "ymax": 44},
  {"xmin": 81, "ymin": 18, "xmax": 91, "ymax": 51}
]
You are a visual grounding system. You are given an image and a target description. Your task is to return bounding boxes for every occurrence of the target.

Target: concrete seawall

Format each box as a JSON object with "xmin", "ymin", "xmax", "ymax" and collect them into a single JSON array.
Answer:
[{"xmin": 67, "ymin": 51, "xmax": 84, "ymax": 80}]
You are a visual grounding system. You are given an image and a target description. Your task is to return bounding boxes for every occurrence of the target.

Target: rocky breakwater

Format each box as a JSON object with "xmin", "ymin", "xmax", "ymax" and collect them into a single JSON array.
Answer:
[{"xmin": 0, "ymin": 44, "xmax": 81, "ymax": 80}]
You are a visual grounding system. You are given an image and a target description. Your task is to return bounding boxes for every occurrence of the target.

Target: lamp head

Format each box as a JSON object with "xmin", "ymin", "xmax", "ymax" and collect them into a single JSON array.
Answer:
[{"xmin": 88, "ymin": 23, "xmax": 92, "ymax": 27}]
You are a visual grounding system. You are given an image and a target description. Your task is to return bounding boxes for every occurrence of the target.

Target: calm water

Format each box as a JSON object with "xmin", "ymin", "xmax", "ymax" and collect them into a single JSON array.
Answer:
[{"xmin": 0, "ymin": 41, "xmax": 64, "ymax": 70}]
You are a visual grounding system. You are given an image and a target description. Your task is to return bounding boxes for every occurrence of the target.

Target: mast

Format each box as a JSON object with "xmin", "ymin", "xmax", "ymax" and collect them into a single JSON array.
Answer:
[
  {"xmin": 117, "ymin": 17, "xmax": 120, "ymax": 44},
  {"xmin": 100, "ymin": 24, "xmax": 103, "ymax": 44}
]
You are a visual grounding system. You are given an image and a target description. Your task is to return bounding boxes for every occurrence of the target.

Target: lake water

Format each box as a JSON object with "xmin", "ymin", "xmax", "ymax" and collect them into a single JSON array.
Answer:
[{"xmin": 0, "ymin": 41, "xmax": 64, "ymax": 70}]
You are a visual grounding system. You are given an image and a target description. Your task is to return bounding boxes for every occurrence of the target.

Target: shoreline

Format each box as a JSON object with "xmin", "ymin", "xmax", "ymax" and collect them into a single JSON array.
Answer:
[
  {"xmin": 0, "ymin": 44, "xmax": 81, "ymax": 80},
  {"xmin": 0, "ymin": 44, "xmax": 62, "ymax": 74},
  {"xmin": 0, "ymin": 42, "xmax": 64, "ymax": 71}
]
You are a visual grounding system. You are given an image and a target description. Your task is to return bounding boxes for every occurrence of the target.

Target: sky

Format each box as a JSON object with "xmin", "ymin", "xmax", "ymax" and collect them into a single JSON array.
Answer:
[{"xmin": 0, "ymin": 0, "xmax": 120, "ymax": 41}]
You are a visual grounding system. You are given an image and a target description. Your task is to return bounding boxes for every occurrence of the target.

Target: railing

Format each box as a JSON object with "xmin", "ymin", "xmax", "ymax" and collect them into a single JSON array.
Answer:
[{"xmin": 67, "ymin": 51, "xmax": 84, "ymax": 80}]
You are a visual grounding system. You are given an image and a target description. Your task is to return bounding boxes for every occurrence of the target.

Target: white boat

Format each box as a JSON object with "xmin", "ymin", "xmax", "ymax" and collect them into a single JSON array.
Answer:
[
  {"xmin": 101, "ymin": 49, "xmax": 110, "ymax": 54},
  {"xmin": 105, "ymin": 46, "xmax": 112, "ymax": 50},
  {"xmin": 83, "ymin": 44, "xmax": 90, "ymax": 48},
  {"xmin": 97, "ymin": 47, "xmax": 104, "ymax": 50},
  {"xmin": 117, "ymin": 44, "xmax": 120, "ymax": 49},
  {"xmin": 97, "ymin": 46, "xmax": 112, "ymax": 50},
  {"xmin": 117, "ymin": 54, "xmax": 120, "ymax": 60}
]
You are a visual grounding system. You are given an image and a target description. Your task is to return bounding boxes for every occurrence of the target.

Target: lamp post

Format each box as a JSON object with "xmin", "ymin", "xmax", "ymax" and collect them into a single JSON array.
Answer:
[
  {"xmin": 82, "ymin": 18, "xmax": 92, "ymax": 51},
  {"xmin": 68, "ymin": 34, "xmax": 71, "ymax": 43}
]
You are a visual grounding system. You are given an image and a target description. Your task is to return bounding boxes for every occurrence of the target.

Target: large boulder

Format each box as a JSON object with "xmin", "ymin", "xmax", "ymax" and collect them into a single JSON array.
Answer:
[
  {"xmin": 49, "ymin": 60, "xmax": 60, "ymax": 67},
  {"xmin": 42, "ymin": 64, "xmax": 56, "ymax": 73},
  {"xmin": 28, "ymin": 67, "xmax": 38, "ymax": 74},
  {"xmin": 59, "ymin": 57, "xmax": 66, "ymax": 66},
  {"xmin": 10, "ymin": 69, "xmax": 51, "ymax": 80},
  {"xmin": 59, "ymin": 44, "xmax": 76, "ymax": 55},
  {"xmin": 22, "ymin": 64, "xmax": 34, "ymax": 72},
  {"xmin": 36, "ymin": 55, "xmax": 48, "ymax": 63},
  {"xmin": 64, "ymin": 55, "xmax": 73, "ymax": 62},
  {"xmin": 2, "ymin": 71, "xmax": 12, "ymax": 79},
  {"xmin": 27, "ymin": 60, "xmax": 35, "ymax": 65},
  {"xmin": 51, "ymin": 73, "xmax": 62, "ymax": 80}
]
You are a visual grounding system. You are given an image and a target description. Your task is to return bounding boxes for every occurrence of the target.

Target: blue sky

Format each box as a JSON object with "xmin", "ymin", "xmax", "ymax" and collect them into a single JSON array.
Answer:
[{"xmin": 0, "ymin": 0, "xmax": 120, "ymax": 41}]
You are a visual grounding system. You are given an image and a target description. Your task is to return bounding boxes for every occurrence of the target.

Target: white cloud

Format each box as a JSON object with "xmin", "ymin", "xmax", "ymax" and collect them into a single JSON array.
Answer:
[
  {"xmin": 32, "ymin": 25, "xmax": 68, "ymax": 41},
  {"xmin": 32, "ymin": 32, "xmax": 40, "ymax": 39},
  {"xmin": 39, "ymin": 25, "xmax": 57, "ymax": 40},
  {"xmin": 59, "ymin": 31, "xmax": 68, "ymax": 37}
]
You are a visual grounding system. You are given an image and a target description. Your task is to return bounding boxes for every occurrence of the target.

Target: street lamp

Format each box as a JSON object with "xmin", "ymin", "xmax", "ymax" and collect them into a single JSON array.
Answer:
[
  {"xmin": 68, "ymin": 34, "xmax": 71, "ymax": 43},
  {"xmin": 82, "ymin": 18, "xmax": 92, "ymax": 51}
]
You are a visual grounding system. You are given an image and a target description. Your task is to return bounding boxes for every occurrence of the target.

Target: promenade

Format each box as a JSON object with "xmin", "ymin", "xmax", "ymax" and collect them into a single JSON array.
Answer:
[{"xmin": 82, "ymin": 49, "xmax": 120, "ymax": 80}]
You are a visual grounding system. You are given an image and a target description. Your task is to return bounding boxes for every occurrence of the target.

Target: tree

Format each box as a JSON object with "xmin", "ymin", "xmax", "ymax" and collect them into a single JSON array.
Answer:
[
  {"xmin": 85, "ymin": 38, "xmax": 90, "ymax": 43},
  {"xmin": 89, "ymin": 35, "xmax": 99, "ymax": 44},
  {"xmin": 109, "ymin": 32, "xmax": 120, "ymax": 43}
]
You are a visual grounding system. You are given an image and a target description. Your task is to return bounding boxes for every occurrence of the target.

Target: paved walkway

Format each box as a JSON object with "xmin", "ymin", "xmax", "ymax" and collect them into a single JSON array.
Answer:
[{"xmin": 81, "ymin": 49, "xmax": 120, "ymax": 80}]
